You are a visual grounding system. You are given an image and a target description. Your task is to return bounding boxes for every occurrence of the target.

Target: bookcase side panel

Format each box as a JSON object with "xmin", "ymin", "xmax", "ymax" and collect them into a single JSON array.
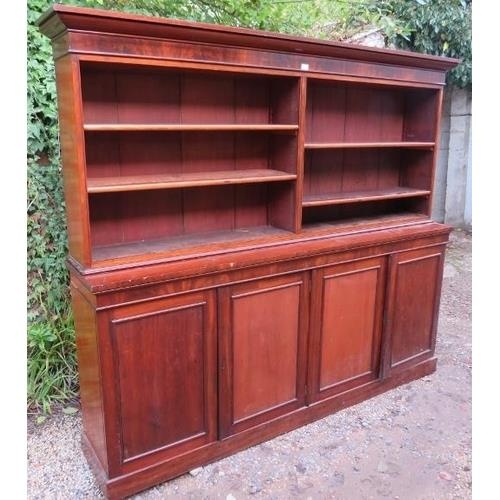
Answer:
[
  {"xmin": 55, "ymin": 55, "xmax": 92, "ymax": 266},
  {"xmin": 70, "ymin": 284, "xmax": 108, "ymax": 473}
]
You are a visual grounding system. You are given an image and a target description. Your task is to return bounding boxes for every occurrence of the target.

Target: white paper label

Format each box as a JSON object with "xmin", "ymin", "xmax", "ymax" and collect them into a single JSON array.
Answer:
[{"xmin": 300, "ymin": 63, "xmax": 310, "ymax": 71}]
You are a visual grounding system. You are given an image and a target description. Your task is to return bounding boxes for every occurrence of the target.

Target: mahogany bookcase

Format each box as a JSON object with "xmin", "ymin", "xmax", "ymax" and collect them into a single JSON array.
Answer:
[{"xmin": 38, "ymin": 5, "xmax": 458, "ymax": 498}]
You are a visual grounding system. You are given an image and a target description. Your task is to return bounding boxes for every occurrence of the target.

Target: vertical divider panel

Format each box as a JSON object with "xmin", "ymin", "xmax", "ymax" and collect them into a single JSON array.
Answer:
[
  {"xmin": 217, "ymin": 285, "xmax": 233, "ymax": 439},
  {"xmin": 379, "ymin": 253, "xmax": 397, "ymax": 380},
  {"xmin": 268, "ymin": 77, "xmax": 301, "ymax": 232},
  {"xmin": 296, "ymin": 76, "xmax": 308, "ymax": 231}
]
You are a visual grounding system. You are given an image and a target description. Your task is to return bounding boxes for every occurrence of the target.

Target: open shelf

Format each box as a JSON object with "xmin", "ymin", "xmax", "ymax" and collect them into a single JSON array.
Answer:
[
  {"xmin": 92, "ymin": 225, "xmax": 291, "ymax": 262},
  {"xmin": 301, "ymin": 212, "xmax": 429, "ymax": 233},
  {"xmin": 302, "ymin": 187, "xmax": 430, "ymax": 207},
  {"xmin": 80, "ymin": 63, "xmax": 299, "ymax": 127},
  {"xmin": 89, "ymin": 182, "xmax": 297, "ymax": 255},
  {"xmin": 84, "ymin": 124, "xmax": 298, "ymax": 133},
  {"xmin": 306, "ymin": 80, "xmax": 438, "ymax": 144},
  {"xmin": 304, "ymin": 142, "xmax": 434, "ymax": 150},
  {"xmin": 87, "ymin": 169, "xmax": 297, "ymax": 193},
  {"xmin": 302, "ymin": 147, "xmax": 434, "ymax": 224}
]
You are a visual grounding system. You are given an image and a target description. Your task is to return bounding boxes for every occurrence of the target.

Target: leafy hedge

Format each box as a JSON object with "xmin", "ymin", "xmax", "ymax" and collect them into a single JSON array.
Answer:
[
  {"xmin": 385, "ymin": 0, "xmax": 472, "ymax": 89},
  {"xmin": 27, "ymin": 0, "xmax": 472, "ymax": 413}
]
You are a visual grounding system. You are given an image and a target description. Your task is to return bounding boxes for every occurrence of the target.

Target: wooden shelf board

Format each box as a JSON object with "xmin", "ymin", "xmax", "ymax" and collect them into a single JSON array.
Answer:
[
  {"xmin": 84, "ymin": 123, "xmax": 299, "ymax": 132},
  {"xmin": 92, "ymin": 226, "xmax": 291, "ymax": 262},
  {"xmin": 304, "ymin": 141, "xmax": 434, "ymax": 149},
  {"xmin": 87, "ymin": 169, "xmax": 297, "ymax": 193},
  {"xmin": 301, "ymin": 212, "xmax": 429, "ymax": 233},
  {"xmin": 89, "ymin": 213, "xmax": 430, "ymax": 268},
  {"xmin": 302, "ymin": 187, "xmax": 431, "ymax": 207}
]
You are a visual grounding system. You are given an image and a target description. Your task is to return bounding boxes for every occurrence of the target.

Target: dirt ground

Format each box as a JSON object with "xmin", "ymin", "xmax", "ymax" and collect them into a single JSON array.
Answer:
[{"xmin": 27, "ymin": 229, "xmax": 472, "ymax": 500}]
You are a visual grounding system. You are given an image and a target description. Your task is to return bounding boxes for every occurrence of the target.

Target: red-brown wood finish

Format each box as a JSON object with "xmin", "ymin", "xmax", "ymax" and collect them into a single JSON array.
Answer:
[
  {"xmin": 308, "ymin": 257, "xmax": 386, "ymax": 402},
  {"xmin": 385, "ymin": 246, "xmax": 446, "ymax": 372},
  {"xmin": 100, "ymin": 290, "xmax": 217, "ymax": 474},
  {"xmin": 70, "ymin": 285, "xmax": 107, "ymax": 473},
  {"xmin": 54, "ymin": 55, "xmax": 92, "ymax": 266},
  {"xmin": 218, "ymin": 273, "xmax": 309, "ymax": 437},
  {"xmin": 38, "ymin": 5, "xmax": 458, "ymax": 499}
]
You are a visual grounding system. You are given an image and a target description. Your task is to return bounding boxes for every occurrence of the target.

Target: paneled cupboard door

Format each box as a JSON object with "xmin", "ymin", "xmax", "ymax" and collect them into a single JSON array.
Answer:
[
  {"xmin": 218, "ymin": 273, "xmax": 310, "ymax": 438},
  {"xmin": 385, "ymin": 246, "xmax": 445, "ymax": 372},
  {"xmin": 308, "ymin": 257, "xmax": 387, "ymax": 402},
  {"xmin": 102, "ymin": 290, "xmax": 217, "ymax": 474}
]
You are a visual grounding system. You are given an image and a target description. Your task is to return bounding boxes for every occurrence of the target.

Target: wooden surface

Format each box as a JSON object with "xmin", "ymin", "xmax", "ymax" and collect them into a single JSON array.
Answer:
[
  {"xmin": 308, "ymin": 258, "xmax": 386, "ymax": 401},
  {"xmin": 50, "ymin": 21, "xmax": 450, "ymax": 266},
  {"xmin": 70, "ymin": 285, "xmax": 108, "ymax": 473},
  {"xmin": 304, "ymin": 142, "xmax": 434, "ymax": 149},
  {"xmin": 219, "ymin": 274, "xmax": 309, "ymax": 437},
  {"xmin": 386, "ymin": 247, "xmax": 445, "ymax": 370},
  {"xmin": 54, "ymin": 55, "xmax": 92, "ymax": 266},
  {"xmin": 85, "ymin": 356, "xmax": 439, "ymax": 499},
  {"xmin": 38, "ymin": 5, "xmax": 457, "ymax": 499},
  {"xmin": 302, "ymin": 187, "xmax": 431, "ymax": 207},
  {"xmin": 104, "ymin": 291, "xmax": 217, "ymax": 472},
  {"xmin": 87, "ymin": 169, "xmax": 296, "ymax": 193},
  {"xmin": 37, "ymin": 4, "xmax": 458, "ymax": 73},
  {"xmin": 84, "ymin": 124, "xmax": 298, "ymax": 132}
]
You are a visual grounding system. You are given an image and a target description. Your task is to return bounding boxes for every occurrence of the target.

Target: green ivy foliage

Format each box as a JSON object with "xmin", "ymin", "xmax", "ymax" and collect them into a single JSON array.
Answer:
[{"xmin": 28, "ymin": 0, "xmax": 71, "ymax": 412}]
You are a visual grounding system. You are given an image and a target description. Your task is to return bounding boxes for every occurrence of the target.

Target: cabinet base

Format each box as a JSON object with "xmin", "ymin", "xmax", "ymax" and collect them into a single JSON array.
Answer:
[{"xmin": 83, "ymin": 356, "xmax": 437, "ymax": 500}]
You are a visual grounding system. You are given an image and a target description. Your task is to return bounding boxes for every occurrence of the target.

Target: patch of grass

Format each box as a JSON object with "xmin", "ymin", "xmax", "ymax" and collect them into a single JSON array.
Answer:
[{"xmin": 27, "ymin": 311, "xmax": 79, "ymax": 415}]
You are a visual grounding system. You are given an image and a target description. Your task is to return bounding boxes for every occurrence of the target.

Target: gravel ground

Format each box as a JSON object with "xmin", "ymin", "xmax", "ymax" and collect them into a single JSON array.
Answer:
[{"xmin": 27, "ymin": 229, "xmax": 472, "ymax": 500}]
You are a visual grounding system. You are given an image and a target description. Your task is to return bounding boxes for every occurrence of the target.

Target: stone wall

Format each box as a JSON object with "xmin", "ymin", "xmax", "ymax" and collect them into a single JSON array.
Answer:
[{"xmin": 432, "ymin": 86, "xmax": 472, "ymax": 229}]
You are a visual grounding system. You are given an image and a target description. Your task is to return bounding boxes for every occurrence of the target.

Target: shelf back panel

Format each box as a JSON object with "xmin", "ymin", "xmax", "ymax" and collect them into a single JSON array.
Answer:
[
  {"xmin": 85, "ymin": 132, "xmax": 285, "ymax": 179},
  {"xmin": 80, "ymin": 63, "xmax": 299, "ymax": 126},
  {"xmin": 305, "ymin": 81, "xmax": 439, "ymax": 144},
  {"xmin": 88, "ymin": 183, "xmax": 297, "ymax": 251},
  {"xmin": 304, "ymin": 149, "xmax": 433, "ymax": 206},
  {"xmin": 304, "ymin": 149, "xmax": 403, "ymax": 197}
]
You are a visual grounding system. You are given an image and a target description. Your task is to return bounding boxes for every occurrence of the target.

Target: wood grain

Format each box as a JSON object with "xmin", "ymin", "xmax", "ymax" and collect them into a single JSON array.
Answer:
[
  {"xmin": 54, "ymin": 55, "xmax": 92, "ymax": 266},
  {"xmin": 219, "ymin": 273, "xmax": 309, "ymax": 437},
  {"xmin": 87, "ymin": 169, "xmax": 297, "ymax": 193},
  {"xmin": 106, "ymin": 291, "xmax": 217, "ymax": 470},
  {"xmin": 308, "ymin": 258, "xmax": 386, "ymax": 401},
  {"xmin": 304, "ymin": 142, "xmax": 434, "ymax": 149},
  {"xmin": 302, "ymin": 187, "xmax": 430, "ymax": 207},
  {"xmin": 386, "ymin": 247, "xmax": 445, "ymax": 370},
  {"xmin": 84, "ymin": 124, "xmax": 298, "ymax": 132}
]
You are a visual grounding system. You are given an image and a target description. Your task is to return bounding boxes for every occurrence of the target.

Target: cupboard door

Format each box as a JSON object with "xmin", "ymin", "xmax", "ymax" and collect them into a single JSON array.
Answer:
[
  {"xmin": 104, "ymin": 290, "xmax": 217, "ymax": 471},
  {"xmin": 385, "ymin": 246, "xmax": 445, "ymax": 371},
  {"xmin": 219, "ymin": 273, "xmax": 309, "ymax": 437},
  {"xmin": 308, "ymin": 257, "xmax": 387, "ymax": 402}
]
